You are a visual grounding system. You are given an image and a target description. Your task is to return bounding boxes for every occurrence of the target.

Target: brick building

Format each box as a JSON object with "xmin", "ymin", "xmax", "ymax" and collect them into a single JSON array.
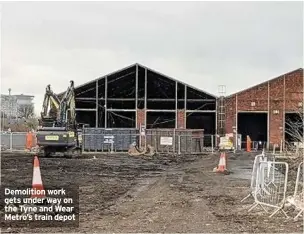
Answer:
[
  {"xmin": 61, "ymin": 63, "xmax": 303, "ymax": 149},
  {"xmin": 225, "ymin": 68, "xmax": 303, "ymax": 148}
]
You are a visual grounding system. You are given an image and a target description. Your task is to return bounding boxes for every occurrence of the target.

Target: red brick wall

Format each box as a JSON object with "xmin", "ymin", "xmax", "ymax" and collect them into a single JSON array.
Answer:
[
  {"xmin": 269, "ymin": 76, "xmax": 284, "ymax": 145},
  {"xmin": 177, "ymin": 109, "xmax": 186, "ymax": 129},
  {"xmin": 225, "ymin": 96, "xmax": 236, "ymax": 134},
  {"xmin": 285, "ymin": 71, "xmax": 303, "ymax": 111},
  {"xmin": 237, "ymin": 82, "xmax": 268, "ymax": 111},
  {"xmin": 136, "ymin": 109, "xmax": 146, "ymax": 128},
  {"xmin": 225, "ymin": 69, "xmax": 303, "ymax": 146}
]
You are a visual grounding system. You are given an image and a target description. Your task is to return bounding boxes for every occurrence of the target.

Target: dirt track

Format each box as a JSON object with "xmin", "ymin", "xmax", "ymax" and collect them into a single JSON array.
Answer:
[{"xmin": 1, "ymin": 152, "xmax": 303, "ymax": 233}]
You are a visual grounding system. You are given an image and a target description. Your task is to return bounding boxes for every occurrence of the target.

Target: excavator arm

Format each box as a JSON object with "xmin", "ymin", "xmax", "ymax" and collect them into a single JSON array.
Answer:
[
  {"xmin": 41, "ymin": 84, "xmax": 61, "ymax": 120},
  {"xmin": 57, "ymin": 80, "xmax": 76, "ymax": 127}
]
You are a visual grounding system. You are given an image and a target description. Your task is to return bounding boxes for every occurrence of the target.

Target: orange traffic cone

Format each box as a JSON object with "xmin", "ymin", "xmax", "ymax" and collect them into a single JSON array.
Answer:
[
  {"xmin": 246, "ymin": 135, "xmax": 252, "ymax": 152},
  {"xmin": 213, "ymin": 152, "xmax": 229, "ymax": 175},
  {"xmin": 31, "ymin": 156, "xmax": 46, "ymax": 198}
]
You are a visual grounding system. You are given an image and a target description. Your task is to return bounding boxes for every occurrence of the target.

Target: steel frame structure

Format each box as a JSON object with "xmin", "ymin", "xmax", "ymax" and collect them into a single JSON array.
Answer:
[{"xmin": 59, "ymin": 63, "xmax": 217, "ymax": 130}]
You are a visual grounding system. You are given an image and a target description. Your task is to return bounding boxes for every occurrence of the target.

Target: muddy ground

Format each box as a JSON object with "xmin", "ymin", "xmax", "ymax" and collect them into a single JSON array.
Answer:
[{"xmin": 0, "ymin": 151, "xmax": 303, "ymax": 233}]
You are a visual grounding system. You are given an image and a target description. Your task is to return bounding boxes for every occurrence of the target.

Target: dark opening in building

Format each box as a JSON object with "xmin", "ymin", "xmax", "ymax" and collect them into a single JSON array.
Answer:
[
  {"xmin": 237, "ymin": 112, "xmax": 268, "ymax": 142},
  {"xmin": 107, "ymin": 100, "xmax": 135, "ymax": 109},
  {"xmin": 146, "ymin": 112, "xmax": 175, "ymax": 129},
  {"xmin": 76, "ymin": 111, "xmax": 96, "ymax": 127},
  {"xmin": 96, "ymin": 100, "xmax": 105, "ymax": 128},
  {"xmin": 107, "ymin": 67, "xmax": 136, "ymax": 99},
  {"xmin": 285, "ymin": 113, "xmax": 303, "ymax": 143},
  {"xmin": 147, "ymin": 71, "xmax": 175, "ymax": 99},
  {"xmin": 186, "ymin": 112, "xmax": 216, "ymax": 134},
  {"xmin": 107, "ymin": 111, "xmax": 136, "ymax": 128},
  {"xmin": 75, "ymin": 81, "xmax": 96, "ymax": 98},
  {"xmin": 147, "ymin": 101, "xmax": 176, "ymax": 110},
  {"xmin": 177, "ymin": 83, "xmax": 185, "ymax": 109}
]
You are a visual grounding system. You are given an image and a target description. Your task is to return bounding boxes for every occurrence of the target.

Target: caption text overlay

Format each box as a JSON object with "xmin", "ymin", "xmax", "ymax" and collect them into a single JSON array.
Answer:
[{"xmin": 0, "ymin": 186, "xmax": 79, "ymax": 228}]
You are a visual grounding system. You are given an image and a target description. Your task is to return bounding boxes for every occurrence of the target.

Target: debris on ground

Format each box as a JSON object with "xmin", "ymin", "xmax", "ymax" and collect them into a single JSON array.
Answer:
[{"xmin": 1, "ymin": 152, "xmax": 303, "ymax": 233}]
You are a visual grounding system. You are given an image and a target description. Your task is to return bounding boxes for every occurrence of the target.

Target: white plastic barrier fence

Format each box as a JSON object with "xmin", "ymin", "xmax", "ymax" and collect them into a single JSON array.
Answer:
[
  {"xmin": 248, "ymin": 161, "xmax": 289, "ymax": 218},
  {"xmin": 241, "ymin": 150, "xmax": 272, "ymax": 202}
]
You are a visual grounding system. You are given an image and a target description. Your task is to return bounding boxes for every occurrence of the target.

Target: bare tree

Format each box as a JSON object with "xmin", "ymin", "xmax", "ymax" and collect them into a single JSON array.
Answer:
[
  {"xmin": 1, "ymin": 111, "xmax": 7, "ymax": 118},
  {"xmin": 18, "ymin": 104, "xmax": 35, "ymax": 119},
  {"xmin": 285, "ymin": 107, "xmax": 303, "ymax": 156}
]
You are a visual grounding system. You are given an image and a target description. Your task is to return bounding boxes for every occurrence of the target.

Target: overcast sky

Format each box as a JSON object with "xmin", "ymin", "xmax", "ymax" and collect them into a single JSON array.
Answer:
[{"xmin": 1, "ymin": 1, "xmax": 303, "ymax": 115}]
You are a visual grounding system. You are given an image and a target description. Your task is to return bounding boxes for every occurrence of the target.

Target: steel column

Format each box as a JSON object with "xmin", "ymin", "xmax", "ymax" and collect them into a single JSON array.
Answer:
[
  {"xmin": 267, "ymin": 81, "xmax": 270, "ymax": 150},
  {"xmin": 235, "ymin": 94, "xmax": 238, "ymax": 140},
  {"xmin": 175, "ymin": 81, "xmax": 178, "ymax": 128},
  {"xmin": 95, "ymin": 80, "xmax": 98, "ymax": 127},
  {"xmin": 135, "ymin": 64, "xmax": 138, "ymax": 128},
  {"xmin": 283, "ymin": 75, "xmax": 286, "ymax": 150},
  {"xmin": 105, "ymin": 76, "xmax": 108, "ymax": 128},
  {"xmin": 184, "ymin": 85, "xmax": 187, "ymax": 128},
  {"xmin": 215, "ymin": 98, "xmax": 218, "ymax": 137},
  {"xmin": 144, "ymin": 68, "xmax": 147, "ymax": 126},
  {"xmin": 184, "ymin": 85, "xmax": 187, "ymax": 110}
]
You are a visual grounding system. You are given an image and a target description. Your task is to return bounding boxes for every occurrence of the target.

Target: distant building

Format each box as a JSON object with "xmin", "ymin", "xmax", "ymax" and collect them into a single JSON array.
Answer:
[{"xmin": 1, "ymin": 94, "xmax": 34, "ymax": 118}]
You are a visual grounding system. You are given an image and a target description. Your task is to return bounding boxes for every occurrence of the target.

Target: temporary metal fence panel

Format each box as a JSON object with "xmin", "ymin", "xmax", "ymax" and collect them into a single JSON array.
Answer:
[
  {"xmin": 177, "ymin": 130, "xmax": 204, "ymax": 154},
  {"xmin": 0, "ymin": 132, "xmax": 31, "ymax": 151},
  {"xmin": 145, "ymin": 129, "xmax": 175, "ymax": 154},
  {"xmin": 286, "ymin": 162, "xmax": 304, "ymax": 220},
  {"xmin": 248, "ymin": 161, "xmax": 289, "ymax": 218},
  {"xmin": 82, "ymin": 128, "xmax": 139, "ymax": 152},
  {"xmin": 145, "ymin": 129, "xmax": 205, "ymax": 154},
  {"xmin": 203, "ymin": 134, "xmax": 217, "ymax": 153},
  {"xmin": 241, "ymin": 152, "xmax": 269, "ymax": 202},
  {"xmin": 82, "ymin": 128, "xmax": 215, "ymax": 154},
  {"xmin": 175, "ymin": 129, "xmax": 205, "ymax": 154},
  {"xmin": 1, "ymin": 132, "xmax": 11, "ymax": 150}
]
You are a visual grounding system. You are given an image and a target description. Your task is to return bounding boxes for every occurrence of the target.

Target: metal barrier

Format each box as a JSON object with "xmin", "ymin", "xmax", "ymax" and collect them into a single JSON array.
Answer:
[
  {"xmin": 286, "ymin": 162, "xmax": 304, "ymax": 220},
  {"xmin": 146, "ymin": 129, "xmax": 176, "ymax": 154},
  {"xmin": 0, "ymin": 129, "xmax": 217, "ymax": 154},
  {"xmin": 248, "ymin": 161, "xmax": 289, "ymax": 218},
  {"xmin": 241, "ymin": 152, "xmax": 269, "ymax": 202},
  {"xmin": 0, "ymin": 132, "xmax": 37, "ymax": 151},
  {"xmin": 145, "ymin": 129, "xmax": 212, "ymax": 154},
  {"xmin": 81, "ymin": 128, "xmax": 216, "ymax": 154},
  {"xmin": 202, "ymin": 134, "xmax": 217, "ymax": 153}
]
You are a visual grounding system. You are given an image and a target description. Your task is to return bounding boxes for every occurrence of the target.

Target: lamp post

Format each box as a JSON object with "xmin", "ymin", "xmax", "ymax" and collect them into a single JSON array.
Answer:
[
  {"xmin": 232, "ymin": 126, "xmax": 237, "ymax": 153},
  {"xmin": 8, "ymin": 88, "xmax": 11, "ymax": 125}
]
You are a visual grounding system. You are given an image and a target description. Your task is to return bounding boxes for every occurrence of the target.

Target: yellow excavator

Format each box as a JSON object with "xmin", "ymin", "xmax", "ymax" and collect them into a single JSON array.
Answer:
[{"xmin": 36, "ymin": 81, "xmax": 82, "ymax": 157}]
